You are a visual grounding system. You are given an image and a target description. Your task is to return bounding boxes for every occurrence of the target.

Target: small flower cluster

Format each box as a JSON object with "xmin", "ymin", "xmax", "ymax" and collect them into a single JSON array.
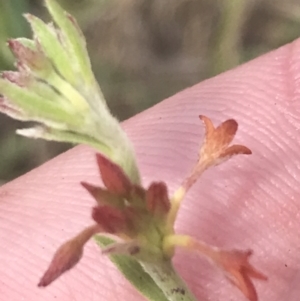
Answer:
[
  {"xmin": 38, "ymin": 116, "xmax": 267, "ymax": 301},
  {"xmin": 0, "ymin": 1, "xmax": 267, "ymax": 300}
]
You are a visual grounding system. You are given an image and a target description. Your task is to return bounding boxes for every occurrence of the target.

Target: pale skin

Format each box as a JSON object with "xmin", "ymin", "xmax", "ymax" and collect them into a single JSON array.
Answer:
[{"xmin": 1, "ymin": 39, "xmax": 300, "ymax": 301}]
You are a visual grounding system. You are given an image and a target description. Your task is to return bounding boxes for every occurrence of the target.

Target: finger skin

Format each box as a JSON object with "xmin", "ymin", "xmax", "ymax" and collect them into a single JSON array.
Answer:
[{"xmin": 1, "ymin": 39, "xmax": 300, "ymax": 301}]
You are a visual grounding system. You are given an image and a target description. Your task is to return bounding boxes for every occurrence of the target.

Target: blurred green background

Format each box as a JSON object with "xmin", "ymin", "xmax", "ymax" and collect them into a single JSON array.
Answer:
[{"xmin": 0, "ymin": 0, "xmax": 300, "ymax": 184}]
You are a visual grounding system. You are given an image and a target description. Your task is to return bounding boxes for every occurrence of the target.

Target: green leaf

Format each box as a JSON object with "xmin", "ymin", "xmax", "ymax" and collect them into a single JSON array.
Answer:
[
  {"xmin": 95, "ymin": 236, "xmax": 169, "ymax": 301},
  {"xmin": 17, "ymin": 126, "xmax": 112, "ymax": 158},
  {"xmin": 45, "ymin": 72, "xmax": 89, "ymax": 111},
  {"xmin": 28, "ymin": 78, "xmax": 67, "ymax": 107},
  {"xmin": 0, "ymin": 0, "xmax": 140, "ymax": 182},
  {"xmin": 25, "ymin": 14, "xmax": 77, "ymax": 86},
  {"xmin": 45, "ymin": 0, "xmax": 95, "ymax": 86},
  {"xmin": 0, "ymin": 78, "xmax": 81, "ymax": 129}
]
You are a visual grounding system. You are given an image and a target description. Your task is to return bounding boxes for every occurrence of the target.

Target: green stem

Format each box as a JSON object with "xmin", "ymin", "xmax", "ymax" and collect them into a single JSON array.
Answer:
[{"xmin": 140, "ymin": 260, "xmax": 198, "ymax": 301}]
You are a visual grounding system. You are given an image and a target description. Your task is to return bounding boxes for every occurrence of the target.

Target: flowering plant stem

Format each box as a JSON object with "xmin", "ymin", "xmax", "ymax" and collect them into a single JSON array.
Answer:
[
  {"xmin": 140, "ymin": 261, "xmax": 197, "ymax": 301},
  {"xmin": 0, "ymin": 1, "xmax": 267, "ymax": 301}
]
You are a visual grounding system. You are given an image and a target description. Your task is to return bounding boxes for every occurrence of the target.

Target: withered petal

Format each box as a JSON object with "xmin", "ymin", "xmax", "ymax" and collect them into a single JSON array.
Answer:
[
  {"xmin": 226, "ymin": 270, "xmax": 258, "ymax": 301},
  {"xmin": 197, "ymin": 116, "xmax": 251, "ymax": 170},
  {"xmin": 219, "ymin": 144, "xmax": 252, "ymax": 158},
  {"xmin": 184, "ymin": 237, "xmax": 266, "ymax": 301},
  {"xmin": 218, "ymin": 249, "xmax": 267, "ymax": 301},
  {"xmin": 214, "ymin": 119, "xmax": 238, "ymax": 147},
  {"xmin": 198, "ymin": 116, "xmax": 239, "ymax": 161},
  {"xmin": 200, "ymin": 116, "xmax": 238, "ymax": 149},
  {"xmin": 199, "ymin": 115, "xmax": 215, "ymax": 136}
]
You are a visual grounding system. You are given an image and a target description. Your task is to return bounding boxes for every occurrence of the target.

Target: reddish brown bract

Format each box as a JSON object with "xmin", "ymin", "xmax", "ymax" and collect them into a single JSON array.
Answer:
[
  {"xmin": 146, "ymin": 182, "xmax": 170, "ymax": 216},
  {"xmin": 96, "ymin": 154, "xmax": 132, "ymax": 196},
  {"xmin": 38, "ymin": 225, "xmax": 99, "ymax": 287},
  {"xmin": 92, "ymin": 205, "xmax": 129, "ymax": 234}
]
